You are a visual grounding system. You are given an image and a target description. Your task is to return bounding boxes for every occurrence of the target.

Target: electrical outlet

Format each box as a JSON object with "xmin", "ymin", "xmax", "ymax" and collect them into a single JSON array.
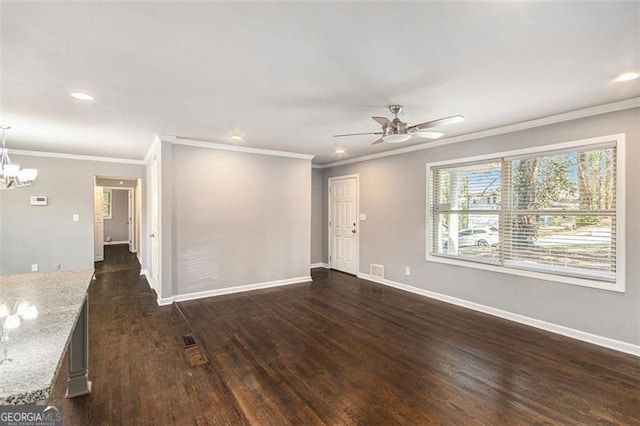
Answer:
[
  {"xmin": 56, "ymin": 263, "xmax": 61, "ymax": 270},
  {"xmin": 405, "ymin": 267, "xmax": 411, "ymax": 276},
  {"xmin": 31, "ymin": 264, "xmax": 38, "ymax": 272},
  {"xmin": 73, "ymin": 214, "xmax": 80, "ymax": 222}
]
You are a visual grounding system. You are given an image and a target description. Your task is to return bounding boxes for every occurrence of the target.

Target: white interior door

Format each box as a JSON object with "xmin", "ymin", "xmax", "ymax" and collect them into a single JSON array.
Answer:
[
  {"xmin": 149, "ymin": 158, "xmax": 160, "ymax": 293},
  {"xmin": 127, "ymin": 189, "xmax": 134, "ymax": 252},
  {"xmin": 94, "ymin": 185, "xmax": 104, "ymax": 262},
  {"xmin": 329, "ymin": 176, "xmax": 358, "ymax": 274}
]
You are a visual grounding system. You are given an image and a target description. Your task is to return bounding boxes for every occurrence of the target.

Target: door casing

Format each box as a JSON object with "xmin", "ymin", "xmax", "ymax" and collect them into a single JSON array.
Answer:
[{"xmin": 93, "ymin": 183, "xmax": 104, "ymax": 262}]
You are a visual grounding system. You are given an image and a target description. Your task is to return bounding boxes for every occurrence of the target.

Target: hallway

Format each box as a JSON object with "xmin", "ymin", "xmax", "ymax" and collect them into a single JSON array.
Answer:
[{"xmin": 51, "ymin": 245, "xmax": 245, "ymax": 424}]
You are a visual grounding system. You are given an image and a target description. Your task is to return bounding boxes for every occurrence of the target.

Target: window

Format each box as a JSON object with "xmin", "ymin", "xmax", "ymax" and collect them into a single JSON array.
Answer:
[
  {"xmin": 427, "ymin": 134, "xmax": 625, "ymax": 292},
  {"xmin": 103, "ymin": 189, "xmax": 112, "ymax": 219},
  {"xmin": 432, "ymin": 160, "xmax": 502, "ymax": 264}
]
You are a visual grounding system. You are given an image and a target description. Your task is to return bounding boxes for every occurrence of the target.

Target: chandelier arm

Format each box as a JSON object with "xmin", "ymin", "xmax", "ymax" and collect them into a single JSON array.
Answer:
[{"xmin": 0, "ymin": 126, "xmax": 38, "ymax": 190}]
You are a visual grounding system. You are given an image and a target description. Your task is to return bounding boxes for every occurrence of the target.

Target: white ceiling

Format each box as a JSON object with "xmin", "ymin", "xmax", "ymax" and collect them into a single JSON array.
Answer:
[{"xmin": 1, "ymin": 2, "xmax": 638, "ymax": 164}]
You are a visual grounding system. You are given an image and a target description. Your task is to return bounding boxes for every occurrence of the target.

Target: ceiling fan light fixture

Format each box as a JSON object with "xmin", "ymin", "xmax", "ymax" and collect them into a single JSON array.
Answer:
[
  {"xmin": 414, "ymin": 131, "xmax": 444, "ymax": 139},
  {"xmin": 382, "ymin": 133, "xmax": 412, "ymax": 144}
]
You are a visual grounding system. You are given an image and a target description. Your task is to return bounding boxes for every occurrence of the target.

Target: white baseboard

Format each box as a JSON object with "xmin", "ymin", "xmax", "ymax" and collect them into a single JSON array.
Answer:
[
  {"xmin": 156, "ymin": 275, "xmax": 313, "ymax": 306},
  {"xmin": 104, "ymin": 240, "xmax": 129, "ymax": 245},
  {"xmin": 311, "ymin": 262, "xmax": 330, "ymax": 269},
  {"xmin": 157, "ymin": 297, "xmax": 174, "ymax": 306},
  {"xmin": 357, "ymin": 273, "xmax": 640, "ymax": 357},
  {"xmin": 140, "ymin": 268, "xmax": 148, "ymax": 277}
]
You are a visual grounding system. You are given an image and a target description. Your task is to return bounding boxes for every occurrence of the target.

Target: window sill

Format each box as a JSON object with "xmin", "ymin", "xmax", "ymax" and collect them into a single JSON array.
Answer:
[{"xmin": 426, "ymin": 253, "xmax": 625, "ymax": 293}]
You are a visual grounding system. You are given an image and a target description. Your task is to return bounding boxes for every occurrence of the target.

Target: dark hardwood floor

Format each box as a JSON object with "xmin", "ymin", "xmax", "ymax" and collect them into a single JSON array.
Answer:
[{"xmin": 52, "ymin": 245, "xmax": 640, "ymax": 425}]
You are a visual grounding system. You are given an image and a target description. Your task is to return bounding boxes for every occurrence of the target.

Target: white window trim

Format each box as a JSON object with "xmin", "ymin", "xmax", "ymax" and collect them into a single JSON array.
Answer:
[{"xmin": 425, "ymin": 133, "xmax": 626, "ymax": 293}]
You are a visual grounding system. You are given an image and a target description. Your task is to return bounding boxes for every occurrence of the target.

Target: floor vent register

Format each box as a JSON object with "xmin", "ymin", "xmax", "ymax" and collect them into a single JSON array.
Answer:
[{"xmin": 180, "ymin": 334, "xmax": 209, "ymax": 367}]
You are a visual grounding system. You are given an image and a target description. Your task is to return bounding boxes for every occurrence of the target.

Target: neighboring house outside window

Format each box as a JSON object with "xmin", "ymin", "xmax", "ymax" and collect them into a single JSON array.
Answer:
[{"xmin": 426, "ymin": 134, "xmax": 625, "ymax": 292}]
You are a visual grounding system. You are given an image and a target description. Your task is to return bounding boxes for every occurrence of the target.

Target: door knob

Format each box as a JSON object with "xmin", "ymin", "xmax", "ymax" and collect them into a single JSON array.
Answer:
[
  {"xmin": 352, "ymin": 229, "xmax": 356, "ymax": 234},
  {"xmin": 149, "ymin": 233, "xmax": 156, "ymax": 238}
]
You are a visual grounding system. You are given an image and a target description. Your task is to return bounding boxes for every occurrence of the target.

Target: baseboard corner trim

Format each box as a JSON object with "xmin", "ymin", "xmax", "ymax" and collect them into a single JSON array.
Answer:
[
  {"xmin": 170, "ymin": 275, "xmax": 313, "ymax": 304},
  {"xmin": 140, "ymin": 268, "xmax": 148, "ymax": 277},
  {"xmin": 310, "ymin": 262, "xmax": 330, "ymax": 269},
  {"xmin": 157, "ymin": 297, "xmax": 174, "ymax": 306},
  {"xmin": 104, "ymin": 241, "xmax": 129, "ymax": 246},
  {"xmin": 356, "ymin": 273, "xmax": 640, "ymax": 357}
]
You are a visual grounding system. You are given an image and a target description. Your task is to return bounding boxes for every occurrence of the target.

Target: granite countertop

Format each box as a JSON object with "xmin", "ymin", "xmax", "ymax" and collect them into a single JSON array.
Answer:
[{"xmin": 0, "ymin": 270, "xmax": 94, "ymax": 405}]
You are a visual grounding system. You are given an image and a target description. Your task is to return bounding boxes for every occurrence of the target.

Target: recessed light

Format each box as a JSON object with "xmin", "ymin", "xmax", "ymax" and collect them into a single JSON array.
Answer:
[
  {"xmin": 70, "ymin": 92, "xmax": 94, "ymax": 101},
  {"xmin": 230, "ymin": 135, "xmax": 243, "ymax": 141},
  {"xmin": 613, "ymin": 72, "xmax": 639, "ymax": 83},
  {"xmin": 335, "ymin": 148, "xmax": 345, "ymax": 154}
]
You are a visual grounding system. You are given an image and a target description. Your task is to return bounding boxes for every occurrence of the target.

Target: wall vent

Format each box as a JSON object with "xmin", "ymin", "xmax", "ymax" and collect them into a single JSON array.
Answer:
[{"xmin": 370, "ymin": 264, "xmax": 385, "ymax": 278}]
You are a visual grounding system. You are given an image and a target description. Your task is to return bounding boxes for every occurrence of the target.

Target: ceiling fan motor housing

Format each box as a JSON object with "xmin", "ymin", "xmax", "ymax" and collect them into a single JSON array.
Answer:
[{"xmin": 394, "ymin": 121, "xmax": 408, "ymax": 134}]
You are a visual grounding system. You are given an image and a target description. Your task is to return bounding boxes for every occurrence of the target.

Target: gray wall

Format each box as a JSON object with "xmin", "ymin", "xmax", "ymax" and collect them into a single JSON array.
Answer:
[
  {"xmin": 104, "ymin": 188, "xmax": 129, "ymax": 243},
  {"xmin": 0, "ymin": 155, "xmax": 145, "ymax": 274},
  {"xmin": 170, "ymin": 144, "xmax": 311, "ymax": 295},
  {"xmin": 322, "ymin": 108, "xmax": 640, "ymax": 345},
  {"xmin": 311, "ymin": 168, "xmax": 324, "ymax": 264}
]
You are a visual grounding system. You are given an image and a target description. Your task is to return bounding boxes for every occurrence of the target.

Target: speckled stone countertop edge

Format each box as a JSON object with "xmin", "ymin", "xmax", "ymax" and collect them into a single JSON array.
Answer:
[
  {"xmin": 0, "ymin": 386, "xmax": 50, "ymax": 406},
  {"xmin": 0, "ymin": 269, "xmax": 95, "ymax": 405}
]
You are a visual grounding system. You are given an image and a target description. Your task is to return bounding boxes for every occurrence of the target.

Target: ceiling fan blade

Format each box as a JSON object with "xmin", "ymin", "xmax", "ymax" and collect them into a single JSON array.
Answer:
[
  {"xmin": 372, "ymin": 116, "xmax": 392, "ymax": 127},
  {"xmin": 333, "ymin": 132, "xmax": 383, "ymax": 137},
  {"xmin": 371, "ymin": 138, "xmax": 383, "ymax": 145},
  {"xmin": 409, "ymin": 115, "xmax": 465, "ymax": 131},
  {"xmin": 413, "ymin": 131, "xmax": 444, "ymax": 140}
]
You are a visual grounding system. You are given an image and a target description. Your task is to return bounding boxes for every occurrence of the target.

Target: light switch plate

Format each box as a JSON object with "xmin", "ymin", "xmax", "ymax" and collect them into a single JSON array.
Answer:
[
  {"xmin": 359, "ymin": 213, "xmax": 367, "ymax": 221},
  {"xmin": 73, "ymin": 214, "xmax": 80, "ymax": 222}
]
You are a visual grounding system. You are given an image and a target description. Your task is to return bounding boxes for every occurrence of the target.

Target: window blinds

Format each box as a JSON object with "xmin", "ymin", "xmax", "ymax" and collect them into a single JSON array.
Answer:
[{"xmin": 429, "ymin": 144, "xmax": 617, "ymax": 282}]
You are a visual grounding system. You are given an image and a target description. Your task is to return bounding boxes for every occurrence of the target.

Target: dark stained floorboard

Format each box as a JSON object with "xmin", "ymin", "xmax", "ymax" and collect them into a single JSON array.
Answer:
[{"xmin": 52, "ymin": 245, "xmax": 640, "ymax": 424}]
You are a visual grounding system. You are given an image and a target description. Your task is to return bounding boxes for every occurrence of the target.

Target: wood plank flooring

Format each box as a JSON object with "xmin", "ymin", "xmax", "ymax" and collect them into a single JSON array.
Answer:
[{"xmin": 51, "ymin": 245, "xmax": 640, "ymax": 424}]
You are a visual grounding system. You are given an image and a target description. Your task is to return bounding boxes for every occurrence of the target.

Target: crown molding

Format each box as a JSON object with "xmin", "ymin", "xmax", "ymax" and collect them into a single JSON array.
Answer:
[
  {"xmin": 10, "ymin": 149, "xmax": 146, "ymax": 165},
  {"xmin": 157, "ymin": 134, "xmax": 177, "ymax": 143},
  {"xmin": 172, "ymin": 136, "xmax": 315, "ymax": 160},
  {"xmin": 10, "ymin": 98, "xmax": 637, "ymax": 168},
  {"xmin": 316, "ymin": 97, "xmax": 640, "ymax": 169}
]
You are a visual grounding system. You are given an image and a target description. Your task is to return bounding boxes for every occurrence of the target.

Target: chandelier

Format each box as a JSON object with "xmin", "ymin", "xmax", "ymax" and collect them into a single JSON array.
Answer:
[{"xmin": 0, "ymin": 125, "xmax": 38, "ymax": 190}]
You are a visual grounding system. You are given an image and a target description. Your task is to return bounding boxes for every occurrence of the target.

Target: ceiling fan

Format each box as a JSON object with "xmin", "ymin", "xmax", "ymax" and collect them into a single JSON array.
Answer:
[{"xmin": 333, "ymin": 105, "xmax": 465, "ymax": 145}]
